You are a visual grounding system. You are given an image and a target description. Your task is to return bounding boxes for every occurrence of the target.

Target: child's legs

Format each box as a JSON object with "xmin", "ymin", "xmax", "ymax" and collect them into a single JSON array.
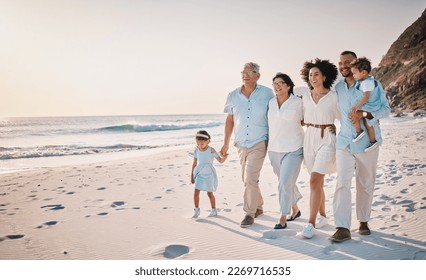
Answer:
[
  {"xmin": 363, "ymin": 118, "xmax": 376, "ymax": 142},
  {"xmin": 194, "ymin": 189, "xmax": 201, "ymax": 208},
  {"xmin": 207, "ymin": 192, "xmax": 216, "ymax": 209},
  {"xmin": 354, "ymin": 119, "xmax": 362, "ymax": 133}
]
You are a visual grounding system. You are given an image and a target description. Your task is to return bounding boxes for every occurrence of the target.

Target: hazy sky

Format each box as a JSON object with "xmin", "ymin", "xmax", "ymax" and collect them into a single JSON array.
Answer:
[{"xmin": 1, "ymin": 0, "xmax": 425, "ymax": 117}]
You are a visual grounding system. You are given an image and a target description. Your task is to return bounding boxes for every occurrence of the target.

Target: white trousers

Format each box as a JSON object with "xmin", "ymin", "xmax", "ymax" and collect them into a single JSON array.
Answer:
[
  {"xmin": 268, "ymin": 147, "xmax": 303, "ymax": 216},
  {"xmin": 333, "ymin": 147, "xmax": 379, "ymax": 229}
]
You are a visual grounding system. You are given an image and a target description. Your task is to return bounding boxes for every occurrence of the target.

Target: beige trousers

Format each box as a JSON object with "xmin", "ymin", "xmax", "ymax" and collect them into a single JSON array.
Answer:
[
  {"xmin": 333, "ymin": 147, "xmax": 379, "ymax": 229},
  {"xmin": 237, "ymin": 141, "xmax": 267, "ymax": 217}
]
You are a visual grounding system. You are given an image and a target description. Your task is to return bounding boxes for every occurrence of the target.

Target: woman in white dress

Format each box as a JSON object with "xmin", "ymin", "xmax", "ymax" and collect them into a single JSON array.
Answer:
[
  {"xmin": 268, "ymin": 73, "xmax": 304, "ymax": 230},
  {"xmin": 299, "ymin": 58, "xmax": 339, "ymax": 238}
]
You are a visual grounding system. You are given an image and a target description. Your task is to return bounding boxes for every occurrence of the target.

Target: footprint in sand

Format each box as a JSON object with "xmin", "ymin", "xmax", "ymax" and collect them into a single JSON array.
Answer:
[
  {"xmin": 401, "ymin": 204, "xmax": 416, "ymax": 213},
  {"xmin": 97, "ymin": 212, "xmax": 109, "ymax": 216},
  {"xmin": 37, "ymin": 221, "xmax": 59, "ymax": 228},
  {"xmin": 372, "ymin": 200, "xmax": 385, "ymax": 207},
  {"xmin": 41, "ymin": 204, "xmax": 65, "ymax": 211},
  {"xmin": 65, "ymin": 191, "xmax": 75, "ymax": 195},
  {"xmin": 323, "ymin": 244, "xmax": 337, "ymax": 255},
  {"xmin": 111, "ymin": 201, "xmax": 125, "ymax": 208},
  {"xmin": 380, "ymin": 194, "xmax": 393, "ymax": 201},
  {"xmin": 391, "ymin": 175, "xmax": 403, "ymax": 182},
  {"xmin": 396, "ymin": 199, "xmax": 414, "ymax": 205},
  {"xmin": 391, "ymin": 214, "xmax": 407, "ymax": 222},
  {"xmin": 163, "ymin": 244, "xmax": 190, "ymax": 259},
  {"xmin": 5, "ymin": 234, "xmax": 25, "ymax": 240},
  {"xmin": 97, "ymin": 187, "xmax": 107, "ymax": 191},
  {"xmin": 381, "ymin": 206, "xmax": 391, "ymax": 212}
]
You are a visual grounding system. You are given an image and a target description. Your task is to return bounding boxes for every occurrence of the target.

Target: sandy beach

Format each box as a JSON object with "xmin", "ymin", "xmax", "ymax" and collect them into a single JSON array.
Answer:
[{"xmin": 0, "ymin": 118, "xmax": 425, "ymax": 261}]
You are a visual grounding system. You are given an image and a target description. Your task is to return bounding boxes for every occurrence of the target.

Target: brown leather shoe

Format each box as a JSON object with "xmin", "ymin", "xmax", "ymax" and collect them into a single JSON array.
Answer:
[
  {"xmin": 329, "ymin": 227, "xmax": 351, "ymax": 243},
  {"xmin": 254, "ymin": 208, "xmax": 263, "ymax": 218},
  {"xmin": 240, "ymin": 215, "xmax": 254, "ymax": 228},
  {"xmin": 359, "ymin": 222, "xmax": 371, "ymax": 235}
]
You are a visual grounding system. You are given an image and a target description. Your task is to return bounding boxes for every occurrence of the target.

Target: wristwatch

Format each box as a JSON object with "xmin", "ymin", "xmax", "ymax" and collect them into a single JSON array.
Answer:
[{"xmin": 362, "ymin": 111, "xmax": 368, "ymax": 118}]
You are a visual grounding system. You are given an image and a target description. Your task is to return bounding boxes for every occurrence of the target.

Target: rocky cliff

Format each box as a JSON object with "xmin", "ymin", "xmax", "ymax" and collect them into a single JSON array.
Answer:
[{"xmin": 371, "ymin": 9, "xmax": 426, "ymax": 112}]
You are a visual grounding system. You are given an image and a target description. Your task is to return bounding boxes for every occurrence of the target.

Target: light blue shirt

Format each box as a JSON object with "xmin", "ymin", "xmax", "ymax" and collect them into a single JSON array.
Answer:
[
  {"xmin": 335, "ymin": 78, "xmax": 390, "ymax": 153},
  {"xmin": 224, "ymin": 84, "xmax": 274, "ymax": 148},
  {"xmin": 357, "ymin": 76, "xmax": 382, "ymax": 112}
]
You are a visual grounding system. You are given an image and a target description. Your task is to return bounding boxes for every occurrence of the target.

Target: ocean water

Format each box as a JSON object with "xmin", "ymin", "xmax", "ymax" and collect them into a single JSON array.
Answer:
[
  {"xmin": 0, "ymin": 114, "xmax": 226, "ymax": 173},
  {"xmin": 1, "ymin": 112, "xmax": 424, "ymax": 174}
]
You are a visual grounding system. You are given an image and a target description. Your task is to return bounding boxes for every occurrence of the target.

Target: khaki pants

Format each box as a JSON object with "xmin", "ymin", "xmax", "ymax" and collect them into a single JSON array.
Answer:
[
  {"xmin": 237, "ymin": 141, "xmax": 267, "ymax": 217},
  {"xmin": 333, "ymin": 147, "xmax": 379, "ymax": 229}
]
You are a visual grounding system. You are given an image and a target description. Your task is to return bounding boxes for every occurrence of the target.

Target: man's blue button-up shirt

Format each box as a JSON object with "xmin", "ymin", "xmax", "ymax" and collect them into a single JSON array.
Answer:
[{"xmin": 224, "ymin": 84, "xmax": 274, "ymax": 148}]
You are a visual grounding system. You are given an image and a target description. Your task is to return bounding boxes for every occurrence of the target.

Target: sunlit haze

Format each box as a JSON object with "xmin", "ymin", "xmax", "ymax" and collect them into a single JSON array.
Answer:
[{"xmin": 1, "ymin": 0, "xmax": 424, "ymax": 117}]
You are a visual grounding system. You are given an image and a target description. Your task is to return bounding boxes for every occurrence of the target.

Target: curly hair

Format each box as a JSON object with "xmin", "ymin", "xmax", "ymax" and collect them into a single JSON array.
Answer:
[
  {"xmin": 272, "ymin": 72, "xmax": 295, "ymax": 95},
  {"xmin": 350, "ymin": 57, "xmax": 372, "ymax": 74},
  {"xmin": 300, "ymin": 58, "xmax": 338, "ymax": 90}
]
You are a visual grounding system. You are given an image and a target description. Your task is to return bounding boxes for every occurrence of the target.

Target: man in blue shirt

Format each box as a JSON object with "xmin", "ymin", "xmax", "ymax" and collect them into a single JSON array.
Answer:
[
  {"xmin": 330, "ymin": 51, "xmax": 391, "ymax": 242},
  {"xmin": 220, "ymin": 62, "xmax": 274, "ymax": 228}
]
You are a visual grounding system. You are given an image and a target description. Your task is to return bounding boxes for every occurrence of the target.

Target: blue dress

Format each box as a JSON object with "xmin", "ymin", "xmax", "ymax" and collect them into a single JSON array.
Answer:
[{"xmin": 193, "ymin": 147, "xmax": 219, "ymax": 192}]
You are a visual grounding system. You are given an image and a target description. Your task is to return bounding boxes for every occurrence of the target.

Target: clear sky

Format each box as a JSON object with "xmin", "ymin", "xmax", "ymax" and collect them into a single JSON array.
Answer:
[{"xmin": 1, "ymin": 0, "xmax": 425, "ymax": 117}]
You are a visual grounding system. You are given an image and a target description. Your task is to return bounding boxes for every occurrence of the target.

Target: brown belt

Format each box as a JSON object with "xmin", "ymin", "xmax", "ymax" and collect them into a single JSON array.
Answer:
[{"xmin": 304, "ymin": 123, "xmax": 334, "ymax": 138}]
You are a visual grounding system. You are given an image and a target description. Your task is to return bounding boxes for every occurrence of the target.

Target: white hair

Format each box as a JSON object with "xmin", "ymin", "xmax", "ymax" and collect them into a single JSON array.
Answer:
[{"xmin": 244, "ymin": 62, "xmax": 260, "ymax": 73}]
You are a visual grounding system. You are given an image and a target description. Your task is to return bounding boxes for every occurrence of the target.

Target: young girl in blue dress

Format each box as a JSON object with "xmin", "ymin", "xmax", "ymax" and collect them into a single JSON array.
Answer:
[{"xmin": 190, "ymin": 130, "xmax": 227, "ymax": 218}]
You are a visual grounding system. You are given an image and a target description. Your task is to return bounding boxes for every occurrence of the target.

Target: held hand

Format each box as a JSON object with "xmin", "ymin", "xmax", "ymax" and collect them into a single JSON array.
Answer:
[{"xmin": 220, "ymin": 144, "xmax": 229, "ymax": 157}]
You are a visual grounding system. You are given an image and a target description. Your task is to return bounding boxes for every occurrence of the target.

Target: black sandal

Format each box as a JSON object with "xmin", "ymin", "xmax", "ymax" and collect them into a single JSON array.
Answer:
[
  {"xmin": 274, "ymin": 223, "xmax": 287, "ymax": 230},
  {"xmin": 287, "ymin": 210, "xmax": 301, "ymax": 221}
]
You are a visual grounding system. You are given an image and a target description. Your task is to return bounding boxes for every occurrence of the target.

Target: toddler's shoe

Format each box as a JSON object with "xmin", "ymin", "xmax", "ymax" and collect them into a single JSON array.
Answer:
[
  {"xmin": 192, "ymin": 208, "xmax": 200, "ymax": 218},
  {"xmin": 208, "ymin": 208, "xmax": 217, "ymax": 217},
  {"xmin": 302, "ymin": 223, "xmax": 315, "ymax": 239},
  {"xmin": 353, "ymin": 130, "xmax": 366, "ymax": 142}
]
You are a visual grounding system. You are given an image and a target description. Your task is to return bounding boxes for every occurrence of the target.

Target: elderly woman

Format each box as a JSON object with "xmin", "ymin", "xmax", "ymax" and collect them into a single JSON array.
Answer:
[
  {"xmin": 300, "ymin": 58, "xmax": 339, "ymax": 238},
  {"xmin": 267, "ymin": 73, "xmax": 304, "ymax": 230}
]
